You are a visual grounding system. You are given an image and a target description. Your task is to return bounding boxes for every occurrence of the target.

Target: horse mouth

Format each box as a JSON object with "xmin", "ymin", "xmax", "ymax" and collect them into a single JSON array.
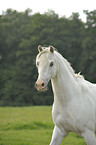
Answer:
[
  {"xmin": 36, "ymin": 87, "xmax": 47, "ymax": 92},
  {"xmin": 35, "ymin": 84, "xmax": 48, "ymax": 92}
]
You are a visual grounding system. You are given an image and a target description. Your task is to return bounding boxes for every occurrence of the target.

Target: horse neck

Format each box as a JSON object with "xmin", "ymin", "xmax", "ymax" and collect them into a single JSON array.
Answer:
[{"xmin": 51, "ymin": 52, "xmax": 78, "ymax": 106}]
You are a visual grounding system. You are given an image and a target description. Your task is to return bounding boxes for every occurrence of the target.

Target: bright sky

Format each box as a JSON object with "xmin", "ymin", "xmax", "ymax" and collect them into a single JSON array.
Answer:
[{"xmin": 0, "ymin": 0, "xmax": 96, "ymax": 21}]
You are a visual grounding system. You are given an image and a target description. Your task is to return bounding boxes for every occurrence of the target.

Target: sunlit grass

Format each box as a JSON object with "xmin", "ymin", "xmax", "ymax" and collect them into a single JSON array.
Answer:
[{"xmin": 0, "ymin": 106, "xmax": 86, "ymax": 145}]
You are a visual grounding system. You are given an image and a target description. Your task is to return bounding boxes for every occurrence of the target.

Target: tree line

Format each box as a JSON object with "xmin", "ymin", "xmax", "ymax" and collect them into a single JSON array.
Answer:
[{"xmin": 0, "ymin": 9, "xmax": 96, "ymax": 106}]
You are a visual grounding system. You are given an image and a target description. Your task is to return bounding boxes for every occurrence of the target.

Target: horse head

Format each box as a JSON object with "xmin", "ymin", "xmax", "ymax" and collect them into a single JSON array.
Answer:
[{"xmin": 35, "ymin": 46, "xmax": 57, "ymax": 92}]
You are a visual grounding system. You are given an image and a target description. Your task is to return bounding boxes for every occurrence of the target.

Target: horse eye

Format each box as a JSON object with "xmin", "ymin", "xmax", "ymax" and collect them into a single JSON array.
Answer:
[{"xmin": 50, "ymin": 62, "xmax": 54, "ymax": 67}]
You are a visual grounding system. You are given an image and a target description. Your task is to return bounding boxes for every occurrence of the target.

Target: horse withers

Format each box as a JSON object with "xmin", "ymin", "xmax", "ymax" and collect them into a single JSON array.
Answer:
[{"xmin": 35, "ymin": 45, "xmax": 96, "ymax": 145}]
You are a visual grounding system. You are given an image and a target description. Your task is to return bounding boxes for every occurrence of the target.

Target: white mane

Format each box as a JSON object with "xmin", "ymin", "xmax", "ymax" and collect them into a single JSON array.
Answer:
[{"xmin": 54, "ymin": 50, "xmax": 84, "ymax": 80}]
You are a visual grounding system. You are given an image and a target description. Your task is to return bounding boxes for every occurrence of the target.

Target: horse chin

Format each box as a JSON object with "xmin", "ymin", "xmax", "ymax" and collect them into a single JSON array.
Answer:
[
  {"xmin": 38, "ymin": 87, "xmax": 47, "ymax": 92},
  {"xmin": 42, "ymin": 88, "xmax": 47, "ymax": 92}
]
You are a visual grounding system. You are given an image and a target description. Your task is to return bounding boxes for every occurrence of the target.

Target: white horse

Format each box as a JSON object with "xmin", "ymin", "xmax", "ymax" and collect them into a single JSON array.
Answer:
[{"xmin": 35, "ymin": 45, "xmax": 96, "ymax": 145}]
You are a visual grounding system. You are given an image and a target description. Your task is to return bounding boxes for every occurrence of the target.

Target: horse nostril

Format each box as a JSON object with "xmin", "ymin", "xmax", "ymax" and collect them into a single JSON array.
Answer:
[{"xmin": 42, "ymin": 82, "xmax": 45, "ymax": 87}]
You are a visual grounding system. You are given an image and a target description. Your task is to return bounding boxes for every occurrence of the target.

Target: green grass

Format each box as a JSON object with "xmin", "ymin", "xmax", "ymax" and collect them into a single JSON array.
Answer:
[{"xmin": 0, "ymin": 106, "xmax": 86, "ymax": 145}]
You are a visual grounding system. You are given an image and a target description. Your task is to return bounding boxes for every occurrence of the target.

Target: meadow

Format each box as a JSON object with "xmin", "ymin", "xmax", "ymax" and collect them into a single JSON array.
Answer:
[{"xmin": 0, "ymin": 106, "xmax": 86, "ymax": 145}]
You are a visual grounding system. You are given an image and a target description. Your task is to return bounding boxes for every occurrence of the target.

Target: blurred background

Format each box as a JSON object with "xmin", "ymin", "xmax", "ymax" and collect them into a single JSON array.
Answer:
[{"xmin": 0, "ymin": 0, "xmax": 96, "ymax": 106}]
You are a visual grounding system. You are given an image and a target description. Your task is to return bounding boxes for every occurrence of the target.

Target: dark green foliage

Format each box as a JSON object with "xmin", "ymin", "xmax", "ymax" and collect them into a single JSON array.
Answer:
[{"xmin": 0, "ymin": 9, "xmax": 96, "ymax": 106}]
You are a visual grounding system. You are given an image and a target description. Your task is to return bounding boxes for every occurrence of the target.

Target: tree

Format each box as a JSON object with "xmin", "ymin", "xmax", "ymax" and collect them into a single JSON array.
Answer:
[
  {"xmin": 80, "ymin": 10, "xmax": 96, "ymax": 82},
  {"xmin": 0, "ymin": 9, "xmax": 96, "ymax": 106}
]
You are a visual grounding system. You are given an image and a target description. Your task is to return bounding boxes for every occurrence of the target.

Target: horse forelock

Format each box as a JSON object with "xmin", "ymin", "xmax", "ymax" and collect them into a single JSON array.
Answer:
[
  {"xmin": 36, "ymin": 48, "xmax": 48, "ymax": 60},
  {"xmin": 36, "ymin": 47, "xmax": 55, "ymax": 61}
]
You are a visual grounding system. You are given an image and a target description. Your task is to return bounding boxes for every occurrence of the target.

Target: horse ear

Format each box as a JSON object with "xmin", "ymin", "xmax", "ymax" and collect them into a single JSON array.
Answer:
[
  {"xmin": 50, "ymin": 46, "xmax": 55, "ymax": 53},
  {"xmin": 38, "ymin": 45, "xmax": 43, "ymax": 52}
]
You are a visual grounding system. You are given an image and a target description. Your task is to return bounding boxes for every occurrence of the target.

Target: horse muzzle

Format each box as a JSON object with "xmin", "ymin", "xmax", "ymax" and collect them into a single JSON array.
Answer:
[{"xmin": 35, "ymin": 80, "xmax": 47, "ymax": 92}]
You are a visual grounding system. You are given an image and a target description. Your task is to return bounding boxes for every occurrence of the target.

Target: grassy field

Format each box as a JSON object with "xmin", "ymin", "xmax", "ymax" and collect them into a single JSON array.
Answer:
[{"xmin": 0, "ymin": 106, "xmax": 86, "ymax": 145}]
